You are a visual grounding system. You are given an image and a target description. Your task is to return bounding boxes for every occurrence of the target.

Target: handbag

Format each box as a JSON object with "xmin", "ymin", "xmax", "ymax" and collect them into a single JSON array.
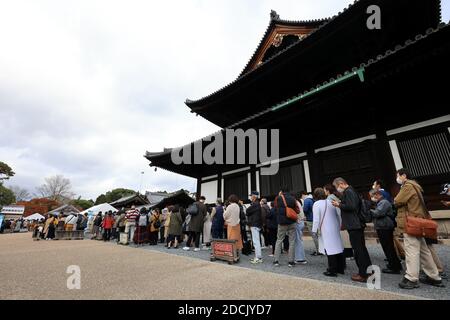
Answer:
[
  {"xmin": 404, "ymin": 184, "xmax": 438, "ymax": 240},
  {"xmin": 280, "ymin": 194, "xmax": 298, "ymax": 221}
]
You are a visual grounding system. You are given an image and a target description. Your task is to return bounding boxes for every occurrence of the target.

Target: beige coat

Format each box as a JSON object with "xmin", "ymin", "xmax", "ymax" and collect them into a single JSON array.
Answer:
[{"xmin": 394, "ymin": 180, "xmax": 427, "ymax": 234}]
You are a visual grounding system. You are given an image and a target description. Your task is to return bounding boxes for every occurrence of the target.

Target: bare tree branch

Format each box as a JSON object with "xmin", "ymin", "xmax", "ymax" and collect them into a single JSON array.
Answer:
[{"xmin": 36, "ymin": 175, "xmax": 75, "ymax": 202}]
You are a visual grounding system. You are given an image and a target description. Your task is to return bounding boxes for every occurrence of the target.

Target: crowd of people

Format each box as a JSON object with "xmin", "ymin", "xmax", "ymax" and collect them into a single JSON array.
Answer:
[
  {"xmin": 0, "ymin": 218, "xmax": 29, "ymax": 233},
  {"xmin": 30, "ymin": 211, "xmax": 88, "ymax": 240},
  {"xmin": 25, "ymin": 168, "xmax": 449, "ymax": 290}
]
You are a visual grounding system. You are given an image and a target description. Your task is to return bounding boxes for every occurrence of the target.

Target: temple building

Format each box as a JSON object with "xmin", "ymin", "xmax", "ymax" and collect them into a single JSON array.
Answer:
[{"xmin": 146, "ymin": 0, "xmax": 450, "ymax": 209}]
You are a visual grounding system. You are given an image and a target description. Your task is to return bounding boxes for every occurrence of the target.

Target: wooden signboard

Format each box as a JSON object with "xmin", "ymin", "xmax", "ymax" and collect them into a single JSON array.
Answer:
[{"xmin": 210, "ymin": 239, "xmax": 239, "ymax": 265}]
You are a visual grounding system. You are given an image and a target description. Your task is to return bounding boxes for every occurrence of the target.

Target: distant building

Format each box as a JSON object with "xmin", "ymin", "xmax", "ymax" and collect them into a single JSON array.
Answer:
[
  {"xmin": 109, "ymin": 193, "xmax": 150, "ymax": 209},
  {"xmin": 47, "ymin": 204, "xmax": 81, "ymax": 217},
  {"xmin": 145, "ymin": 191, "xmax": 169, "ymax": 205},
  {"xmin": 1, "ymin": 205, "xmax": 25, "ymax": 220}
]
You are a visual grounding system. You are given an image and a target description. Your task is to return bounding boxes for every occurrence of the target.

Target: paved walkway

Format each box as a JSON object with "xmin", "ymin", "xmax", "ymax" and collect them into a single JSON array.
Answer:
[
  {"xmin": 0, "ymin": 233, "xmax": 420, "ymax": 300},
  {"xmin": 144, "ymin": 237, "xmax": 450, "ymax": 300}
]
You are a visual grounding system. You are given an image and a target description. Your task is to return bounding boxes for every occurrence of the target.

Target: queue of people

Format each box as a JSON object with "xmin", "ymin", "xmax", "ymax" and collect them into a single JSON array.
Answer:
[{"xmin": 28, "ymin": 169, "xmax": 448, "ymax": 290}]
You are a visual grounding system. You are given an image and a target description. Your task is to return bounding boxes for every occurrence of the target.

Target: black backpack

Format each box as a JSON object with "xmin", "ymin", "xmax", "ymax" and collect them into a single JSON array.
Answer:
[
  {"xmin": 186, "ymin": 203, "xmax": 199, "ymax": 216},
  {"xmin": 358, "ymin": 196, "xmax": 372, "ymax": 225}
]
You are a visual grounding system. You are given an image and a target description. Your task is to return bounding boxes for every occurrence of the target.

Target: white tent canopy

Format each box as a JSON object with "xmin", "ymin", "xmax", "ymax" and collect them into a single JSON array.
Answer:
[
  {"xmin": 80, "ymin": 203, "xmax": 118, "ymax": 217},
  {"xmin": 24, "ymin": 213, "xmax": 45, "ymax": 221}
]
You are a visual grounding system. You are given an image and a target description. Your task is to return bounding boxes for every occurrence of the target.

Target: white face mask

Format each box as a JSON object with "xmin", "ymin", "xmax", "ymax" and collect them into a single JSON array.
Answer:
[
  {"xmin": 337, "ymin": 187, "xmax": 345, "ymax": 193},
  {"xmin": 396, "ymin": 177, "xmax": 403, "ymax": 185},
  {"xmin": 371, "ymin": 197, "xmax": 377, "ymax": 202}
]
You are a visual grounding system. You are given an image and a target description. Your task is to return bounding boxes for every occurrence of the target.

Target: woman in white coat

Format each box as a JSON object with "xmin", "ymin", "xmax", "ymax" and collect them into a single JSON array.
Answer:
[
  {"xmin": 202, "ymin": 206, "xmax": 213, "ymax": 247},
  {"xmin": 312, "ymin": 188, "xmax": 345, "ymax": 277}
]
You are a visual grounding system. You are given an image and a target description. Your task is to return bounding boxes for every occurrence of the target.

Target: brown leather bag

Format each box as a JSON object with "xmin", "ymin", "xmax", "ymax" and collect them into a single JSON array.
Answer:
[
  {"xmin": 280, "ymin": 194, "xmax": 298, "ymax": 222},
  {"xmin": 404, "ymin": 185, "xmax": 438, "ymax": 240}
]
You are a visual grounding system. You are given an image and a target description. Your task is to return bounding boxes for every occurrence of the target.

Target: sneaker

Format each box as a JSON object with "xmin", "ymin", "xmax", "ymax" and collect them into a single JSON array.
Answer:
[
  {"xmin": 194, "ymin": 248, "xmax": 201, "ymax": 252},
  {"xmin": 419, "ymin": 276, "xmax": 445, "ymax": 288},
  {"xmin": 182, "ymin": 247, "xmax": 190, "ymax": 251},
  {"xmin": 268, "ymin": 254, "xmax": 274, "ymax": 257},
  {"xmin": 295, "ymin": 260, "xmax": 307, "ymax": 265},
  {"xmin": 250, "ymin": 258, "xmax": 263, "ymax": 264},
  {"xmin": 273, "ymin": 261, "xmax": 280, "ymax": 267},
  {"xmin": 399, "ymin": 277, "xmax": 420, "ymax": 289},
  {"xmin": 288, "ymin": 262, "xmax": 295, "ymax": 268}
]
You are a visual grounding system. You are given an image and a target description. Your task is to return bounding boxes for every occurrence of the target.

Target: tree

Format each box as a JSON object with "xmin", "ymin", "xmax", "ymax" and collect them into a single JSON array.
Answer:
[
  {"xmin": 95, "ymin": 194, "xmax": 108, "ymax": 205},
  {"xmin": 0, "ymin": 161, "xmax": 15, "ymax": 184},
  {"xmin": 16, "ymin": 198, "xmax": 60, "ymax": 217},
  {"xmin": 94, "ymin": 188, "xmax": 136, "ymax": 205},
  {"xmin": 0, "ymin": 185, "xmax": 16, "ymax": 206},
  {"xmin": 9, "ymin": 186, "xmax": 31, "ymax": 202},
  {"xmin": 36, "ymin": 175, "xmax": 75, "ymax": 202},
  {"xmin": 71, "ymin": 198, "xmax": 94, "ymax": 210},
  {"xmin": 105, "ymin": 188, "xmax": 136, "ymax": 203}
]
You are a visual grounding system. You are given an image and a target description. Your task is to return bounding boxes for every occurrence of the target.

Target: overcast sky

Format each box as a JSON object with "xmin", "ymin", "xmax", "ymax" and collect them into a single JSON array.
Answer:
[{"xmin": 1, "ymin": 0, "xmax": 449, "ymax": 200}]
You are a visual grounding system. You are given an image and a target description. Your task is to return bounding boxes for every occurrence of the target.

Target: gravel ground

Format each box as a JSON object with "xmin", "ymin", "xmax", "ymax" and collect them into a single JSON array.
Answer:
[
  {"xmin": 0, "ymin": 233, "xmax": 420, "ymax": 300},
  {"xmin": 141, "ymin": 237, "xmax": 450, "ymax": 300}
]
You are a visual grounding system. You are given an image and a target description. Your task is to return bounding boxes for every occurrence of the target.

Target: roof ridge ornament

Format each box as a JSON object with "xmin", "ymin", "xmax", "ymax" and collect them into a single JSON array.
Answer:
[{"xmin": 270, "ymin": 10, "xmax": 280, "ymax": 21}]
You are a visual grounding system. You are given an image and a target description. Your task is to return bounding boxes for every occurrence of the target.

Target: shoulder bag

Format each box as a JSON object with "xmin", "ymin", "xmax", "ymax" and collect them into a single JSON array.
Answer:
[
  {"xmin": 405, "ymin": 185, "xmax": 438, "ymax": 240},
  {"xmin": 280, "ymin": 194, "xmax": 298, "ymax": 221}
]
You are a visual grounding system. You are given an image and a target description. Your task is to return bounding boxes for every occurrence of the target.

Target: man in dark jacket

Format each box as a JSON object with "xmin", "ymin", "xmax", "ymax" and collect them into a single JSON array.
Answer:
[
  {"xmin": 260, "ymin": 198, "xmax": 270, "ymax": 248},
  {"xmin": 332, "ymin": 177, "xmax": 372, "ymax": 282},
  {"xmin": 184, "ymin": 196, "xmax": 207, "ymax": 252},
  {"xmin": 273, "ymin": 187, "xmax": 298, "ymax": 267},
  {"xmin": 246, "ymin": 191, "xmax": 263, "ymax": 264},
  {"xmin": 369, "ymin": 189, "xmax": 402, "ymax": 274}
]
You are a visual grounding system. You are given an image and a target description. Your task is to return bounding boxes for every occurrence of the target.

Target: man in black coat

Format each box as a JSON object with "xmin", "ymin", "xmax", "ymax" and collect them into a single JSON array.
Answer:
[
  {"xmin": 332, "ymin": 177, "xmax": 372, "ymax": 282},
  {"xmin": 184, "ymin": 196, "xmax": 207, "ymax": 252},
  {"xmin": 246, "ymin": 191, "xmax": 263, "ymax": 264}
]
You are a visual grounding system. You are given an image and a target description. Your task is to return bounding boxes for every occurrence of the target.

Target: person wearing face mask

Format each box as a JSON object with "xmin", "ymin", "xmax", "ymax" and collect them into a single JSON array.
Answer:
[
  {"xmin": 369, "ymin": 189, "xmax": 402, "ymax": 274},
  {"xmin": 372, "ymin": 180, "xmax": 393, "ymax": 204},
  {"xmin": 331, "ymin": 177, "xmax": 372, "ymax": 283},
  {"xmin": 394, "ymin": 168, "xmax": 444, "ymax": 289}
]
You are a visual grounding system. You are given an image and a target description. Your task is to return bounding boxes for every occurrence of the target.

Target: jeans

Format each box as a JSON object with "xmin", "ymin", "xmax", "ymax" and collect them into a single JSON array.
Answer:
[
  {"xmin": 125, "ymin": 222, "xmax": 136, "ymax": 243},
  {"xmin": 103, "ymin": 228, "xmax": 111, "ymax": 241},
  {"xmin": 250, "ymin": 227, "xmax": 262, "ymax": 259},
  {"xmin": 295, "ymin": 221, "xmax": 306, "ymax": 261},
  {"xmin": 274, "ymin": 224, "xmax": 296, "ymax": 263}
]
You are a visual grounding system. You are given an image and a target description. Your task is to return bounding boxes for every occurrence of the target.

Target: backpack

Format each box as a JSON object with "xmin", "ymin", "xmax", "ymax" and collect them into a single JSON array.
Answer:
[
  {"xmin": 138, "ymin": 215, "xmax": 148, "ymax": 227},
  {"xmin": 153, "ymin": 216, "xmax": 161, "ymax": 229},
  {"xmin": 186, "ymin": 203, "xmax": 199, "ymax": 216},
  {"xmin": 358, "ymin": 196, "xmax": 372, "ymax": 224}
]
